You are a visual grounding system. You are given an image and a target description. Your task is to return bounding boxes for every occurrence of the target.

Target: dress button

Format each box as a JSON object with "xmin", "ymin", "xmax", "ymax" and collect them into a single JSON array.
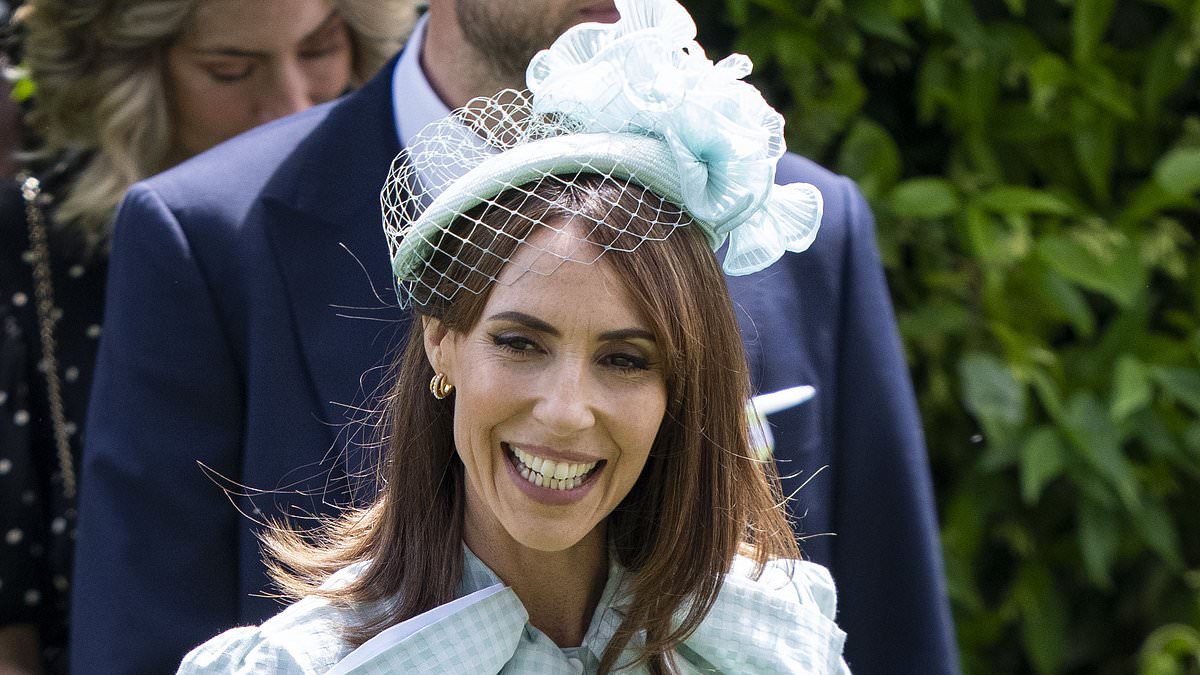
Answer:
[{"xmin": 567, "ymin": 657, "xmax": 584, "ymax": 674}]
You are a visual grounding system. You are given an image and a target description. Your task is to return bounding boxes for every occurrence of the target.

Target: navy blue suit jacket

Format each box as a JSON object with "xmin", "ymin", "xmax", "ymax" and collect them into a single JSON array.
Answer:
[{"xmin": 71, "ymin": 57, "xmax": 957, "ymax": 673}]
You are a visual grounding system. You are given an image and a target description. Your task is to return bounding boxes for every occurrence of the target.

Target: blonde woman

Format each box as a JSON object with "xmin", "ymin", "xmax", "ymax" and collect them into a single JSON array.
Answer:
[{"xmin": 0, "ymin": 1, "xmax": 414, "ymax": 671}]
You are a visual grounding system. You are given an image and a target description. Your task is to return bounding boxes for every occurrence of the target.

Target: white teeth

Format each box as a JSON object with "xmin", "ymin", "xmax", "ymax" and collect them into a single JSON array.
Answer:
[{"xmin": 509, "ymin": 445, "xmax": 599, "ymax": 491}]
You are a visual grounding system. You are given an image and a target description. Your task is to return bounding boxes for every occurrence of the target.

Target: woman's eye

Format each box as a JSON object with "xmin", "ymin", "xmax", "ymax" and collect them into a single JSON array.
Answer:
[
  {"xmin": 206, "ymin": 63, "xmax": 254, "ymax": 83},
  {"xmin": 604, "ymin": 353, "xmax": 649, "ymax": 372},
  {"xmin": 491, "ymin": 334, "xmax": 541, "ymax": 355}
]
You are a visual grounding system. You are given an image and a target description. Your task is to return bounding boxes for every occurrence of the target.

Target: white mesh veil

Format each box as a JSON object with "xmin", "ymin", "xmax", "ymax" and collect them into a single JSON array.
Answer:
[
  {"xmin": 381, "ymin": 0, "xmax": 824, "ymax": 308},
  {"xmin": 381, "ymin": 91, "xmax": 692, "ymax": 308}
]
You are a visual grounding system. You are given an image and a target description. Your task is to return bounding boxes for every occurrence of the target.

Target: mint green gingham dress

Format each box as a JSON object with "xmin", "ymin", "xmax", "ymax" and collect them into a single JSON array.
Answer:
[{"xmin": 177, "ymin": 548, "xmax": 850, "ymax": 674}]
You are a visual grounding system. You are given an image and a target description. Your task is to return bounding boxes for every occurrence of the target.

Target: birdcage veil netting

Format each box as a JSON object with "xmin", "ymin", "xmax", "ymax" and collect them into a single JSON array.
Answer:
[{"xmin": 381, "ymin": 90, "xmax": 693, "ymax": 308}]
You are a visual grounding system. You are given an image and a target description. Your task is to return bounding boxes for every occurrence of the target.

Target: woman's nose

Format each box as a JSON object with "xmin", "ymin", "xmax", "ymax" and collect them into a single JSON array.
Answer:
[
  {"xmin": 532, "ymin": 365, "xmax": 597, "ymax": 434},
  {"xmin": 256, "ymin": 63, "xmax": 311, "ymax": 123}
]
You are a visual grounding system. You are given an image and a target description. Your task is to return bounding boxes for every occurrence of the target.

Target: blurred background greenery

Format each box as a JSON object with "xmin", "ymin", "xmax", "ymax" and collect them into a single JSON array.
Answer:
[{"xmin": 686, "ymin": 0, "xmax": 1200, "ymax": 672}]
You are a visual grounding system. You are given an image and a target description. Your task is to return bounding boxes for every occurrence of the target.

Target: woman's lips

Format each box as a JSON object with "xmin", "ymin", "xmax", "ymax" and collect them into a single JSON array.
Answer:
[{"xmin": 502, "ymin": 442, "xmax": 604, "ymax": 504}]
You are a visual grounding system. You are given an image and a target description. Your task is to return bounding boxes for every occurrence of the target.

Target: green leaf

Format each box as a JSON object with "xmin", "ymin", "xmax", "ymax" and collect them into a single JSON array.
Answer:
[
  {"xmin": 1136, "ymin": 500, "xmax": 1185, "ymax": 570},
  {"xmin": 888, "ymin": 177, "xmax": 960, "ymax": 219},
  {"xmin": 1072, "ymin": 0, "xmax": 1117, "ymax": 65},
  {"xmin": 975, "ymin": 186, "xmax": 1077, "ymax": 216},
  {"xmin": 1015, "ymin": 563, "xmax": 1068, "ymax": 674},
  {"xmin": 1028, "ymin": 53, "xmax": 1071, "ymax": 115},
  {"xmin": 1076, "ymin": 63, "xmax": 1137, "ymax": 120},
  {"xmin": 1019, "ymin": 427, "xmax": 1065, "ymax": 504},
  {"xmin": 1111, "ymin": 355, "xmax": 1153, "ymax": 420},
  {"xmin": 836, "ymin": 117, "xmax": 902, "ymax": 200},
  {"xmin": 1139, "ymin": 624, "xmax": 1200, "ymax": 674},
  {"xmin": 1153, "ymin": 148, "xmax": 1200, "ymax": 196},
  {"xmin": 1077, "ymin": 500, "xmax": 1120, "ymax": 588},
  {"xmin": 1152, "ymin": 367, "xmax": 1200, "ymax": 414},
  {"xmin": 850, "ymin": 0, "xmax": 916, "ymax": 46},
  {"xmin": 922, "ymin": 0, "xmax": 944, "ymax": 26},
  {"xmin": 1039, "ymin": 267, "xmax": 1095, "ymax": 338},
  {"xmin": 1071, "ymin": 99, "xmax": 1117, "ymax": 204},
  {"xmin": 1063, "ymin": 393, "xmax": 1140, "ymax": 509},
  {"xmin": 1142, "ymin": 29, "xmax": 1192, "ymax": 122},
  {"xmin": 960, "ymin": 352, "xmax": 1027, "ymax": 450},
  {"xmin": 1036, "ymin": 234, "xmax": 1148, "ymax": 308}
]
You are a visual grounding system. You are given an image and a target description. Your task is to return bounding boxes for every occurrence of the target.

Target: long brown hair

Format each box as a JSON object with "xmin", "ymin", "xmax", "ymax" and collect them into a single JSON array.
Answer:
[{"xmin": 264, "ymin": 174, "xmax": 801, "ymax": 674}]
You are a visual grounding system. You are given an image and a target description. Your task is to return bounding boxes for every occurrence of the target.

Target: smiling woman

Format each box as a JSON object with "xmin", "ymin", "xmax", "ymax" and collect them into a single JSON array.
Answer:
[{"xmin": 176, "ymin": 0, "xmax": 849, "ymax": 673}]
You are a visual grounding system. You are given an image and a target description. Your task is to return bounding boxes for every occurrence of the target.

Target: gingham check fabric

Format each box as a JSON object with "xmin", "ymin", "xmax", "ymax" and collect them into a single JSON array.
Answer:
[{"xmin": 176, "ymin": 548, "xmax": 849, "ymax": 674}]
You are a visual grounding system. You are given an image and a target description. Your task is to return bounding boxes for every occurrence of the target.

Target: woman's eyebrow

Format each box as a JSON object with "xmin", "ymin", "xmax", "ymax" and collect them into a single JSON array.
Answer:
[
  {"xmin": 487, "ymin": 311, "xmax": 558, "ymax": 336},
  {"xmin": 487, "ymin": 311, "xmax": 654, "ymax": 343},
  {"xmin": 598, "ymin": 328, "xmax": 655, "ymax": 343}
]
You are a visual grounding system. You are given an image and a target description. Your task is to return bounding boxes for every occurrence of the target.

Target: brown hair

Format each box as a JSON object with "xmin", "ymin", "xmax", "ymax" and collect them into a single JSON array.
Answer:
[{"xmin": 264, "ymin": 174, "xmax": 800, "ymax": 674}]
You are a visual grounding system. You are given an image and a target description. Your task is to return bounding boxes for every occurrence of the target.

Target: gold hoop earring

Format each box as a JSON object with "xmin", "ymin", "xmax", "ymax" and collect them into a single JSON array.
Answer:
[{"xmin": 429, "ymin": 372, "xmax": 454, "ymax": 399}]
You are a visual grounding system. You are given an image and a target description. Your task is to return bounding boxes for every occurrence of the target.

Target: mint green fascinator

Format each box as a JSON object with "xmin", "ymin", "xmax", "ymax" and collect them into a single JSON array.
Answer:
[{"xmin": 382, "ymin": 0, "xmax": 823, "ymax": 306}]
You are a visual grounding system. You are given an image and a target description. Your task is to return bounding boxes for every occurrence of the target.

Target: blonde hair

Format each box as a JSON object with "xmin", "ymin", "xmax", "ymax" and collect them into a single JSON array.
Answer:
[{"xmin": 20, "ymin": 0, "xmax": 417, "ymax": 244}]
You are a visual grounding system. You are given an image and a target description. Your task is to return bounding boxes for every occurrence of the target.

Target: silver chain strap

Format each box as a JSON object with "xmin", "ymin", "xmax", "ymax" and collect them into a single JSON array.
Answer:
[{"xmin": 20, "ymin": 174, "xmax": 77, "ymax": 501}]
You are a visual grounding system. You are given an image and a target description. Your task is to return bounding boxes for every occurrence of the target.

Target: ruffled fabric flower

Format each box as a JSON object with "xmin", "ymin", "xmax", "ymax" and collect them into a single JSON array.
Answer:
[{"xmin": 525, "ymin": 0, "xmax": 821, "ymax": 275}]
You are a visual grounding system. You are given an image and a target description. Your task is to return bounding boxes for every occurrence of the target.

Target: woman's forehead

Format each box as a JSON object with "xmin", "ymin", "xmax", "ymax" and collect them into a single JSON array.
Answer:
[{"xmin": 484, "ymin": 239, "xmax": 646, "ymax": 334}]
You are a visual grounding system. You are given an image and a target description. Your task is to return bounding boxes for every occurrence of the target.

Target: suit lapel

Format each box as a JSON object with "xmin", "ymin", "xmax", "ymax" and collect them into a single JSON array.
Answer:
[{"xmin": 261, "ymin": 56, "xmax": 409, "ymax": 436}]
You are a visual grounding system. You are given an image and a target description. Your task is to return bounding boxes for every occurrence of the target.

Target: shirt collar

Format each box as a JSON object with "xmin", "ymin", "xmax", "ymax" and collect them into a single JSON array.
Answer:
[{"xmin": 391, "ymin": 12, "xmax": 452, "ymax": 148}]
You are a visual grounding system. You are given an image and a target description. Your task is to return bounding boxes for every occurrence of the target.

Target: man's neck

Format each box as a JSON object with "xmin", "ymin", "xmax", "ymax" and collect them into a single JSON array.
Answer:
[{"xmin": 420, "ymin": 6, "xmax": 523, "ymax": 109}]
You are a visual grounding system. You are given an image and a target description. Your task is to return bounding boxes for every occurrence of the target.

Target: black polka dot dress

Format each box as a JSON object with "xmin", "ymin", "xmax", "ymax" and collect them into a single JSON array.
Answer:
[{"xmin": 0, "ymin": 161, "xmax": 105, "ymax": 673}]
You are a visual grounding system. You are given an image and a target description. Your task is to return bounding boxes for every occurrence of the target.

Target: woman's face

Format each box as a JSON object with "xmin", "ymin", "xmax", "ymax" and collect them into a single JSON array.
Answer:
[
  {"xmin": 426, "ymin": 228, "xmax": 668, "ymax": 554},
  {"xmin": 165, "ymin": 0, "xmax": 353, "ymax": 158}
]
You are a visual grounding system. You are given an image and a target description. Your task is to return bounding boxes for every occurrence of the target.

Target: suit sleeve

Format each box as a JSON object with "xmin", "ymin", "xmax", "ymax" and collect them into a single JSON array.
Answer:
[
  {"xmin": 830, "ymin": 179, "xmax": 960, "ymax": 674},
  {"xmin": 70, "ymin": 184, "xmax": 244, "ymax": 674}
]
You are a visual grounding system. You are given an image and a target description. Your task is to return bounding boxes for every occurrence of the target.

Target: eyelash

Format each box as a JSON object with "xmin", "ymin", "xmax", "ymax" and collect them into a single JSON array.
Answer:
[
  {"xmin": 489, "ymin": 334, "xmax": 650, "ymax": 373},
  {"xmin": 207, "ymin": 64, "xmax": 254, "ymax": 83},
  {"xmin": 204, "ymin": 41, "xmax": 345, "ymax": 84}
]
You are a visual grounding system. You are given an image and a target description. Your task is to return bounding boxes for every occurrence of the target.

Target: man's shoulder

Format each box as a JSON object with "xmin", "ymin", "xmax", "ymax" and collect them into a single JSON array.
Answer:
[{"xmin": 136, "ymin": 99, "xmax": 340, "ymax": 217}]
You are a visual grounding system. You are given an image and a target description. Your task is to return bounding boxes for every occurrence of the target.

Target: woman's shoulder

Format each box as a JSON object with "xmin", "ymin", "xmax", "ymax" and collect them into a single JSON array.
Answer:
[
  {"xmin": 175, "ymin": 563, "xmax": 370, "ymax": 674},
  {"xmin": 677, "ymin": 554, "xmax": 849, "ymax": 674},
  {"xmin": 725, "ymin": 554, "xmax": 839, "ymax": 621}
]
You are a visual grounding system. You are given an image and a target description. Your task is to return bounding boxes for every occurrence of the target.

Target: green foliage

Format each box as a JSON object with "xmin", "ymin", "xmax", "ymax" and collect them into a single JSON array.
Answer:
[{"xmin": 687, "ymin": 0, "xmax": 1200, "ymax": 672}]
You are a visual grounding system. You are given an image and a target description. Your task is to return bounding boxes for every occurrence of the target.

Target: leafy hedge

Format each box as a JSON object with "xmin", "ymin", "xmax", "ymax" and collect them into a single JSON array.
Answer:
[{"xmin": 687, "ymin": 0, "xmax": 1200, "ymax": 673}]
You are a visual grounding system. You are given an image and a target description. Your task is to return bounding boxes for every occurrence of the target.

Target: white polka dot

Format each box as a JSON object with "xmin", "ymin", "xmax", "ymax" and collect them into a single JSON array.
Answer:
[
  {"xmin": 68, "ymin": 265, "xmax": 85, "ymax": 278},
  {"xmin": 13, "ymin": 410, "xmax": 29, "ymax": 426},
  {"xmin": 36, "ymin": 359, "xmax": 48, "ymax": 373},
  {"xmin": 20, "ymin": 491, "xmax": 34, "ymax": 505},
  {"xmin": 50, "ymin": 517, "xmax": 66, "ymax": 535},
  {"xmin": 0, "ymin": 459, "xmax": 10, "ymax": 474},
  {"xmin": 86, "ymin": 324, "xmax": 102, "ymax": 339},
  {"xmin": 64, "ymin": 421, "xmax": 78, "ymax": 435},
  {"xmin": 11, "ymin": 292, "xmax": 27, "ymax": 307},
  {"xmin": 53, "ymin": 576, "xmax": 69, "ymax": 591},
  {"xmin": 0, "ymin": 390, "xmax": 6, "ymax": 404},
  {"xmin": 50, "ymin": 307, "xmax": 63, "ymax": 321},
  {"xmin": 21, "ymin": 250, "xmax": 36, "ymax": 264},
  {"xmin": 23, "ymin": 589, "xmax": 40, "ymax": 606},
  {"xmin": 5, "ymin": 528, "xmax": 23, "ymax": 545},
  {"xmin": 65, "ymin": 366, "xmax": 80, "ymax": 382}
]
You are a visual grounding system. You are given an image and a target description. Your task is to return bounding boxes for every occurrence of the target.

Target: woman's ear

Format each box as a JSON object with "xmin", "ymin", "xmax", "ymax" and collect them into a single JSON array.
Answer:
[{"xmin": 422, "ymin": 316, "xmax": 453, "ymax": 376}]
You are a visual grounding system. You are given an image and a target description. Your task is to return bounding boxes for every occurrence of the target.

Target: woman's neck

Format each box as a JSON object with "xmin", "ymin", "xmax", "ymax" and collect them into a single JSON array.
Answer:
[{"xmin": 464, "ymin": 519, "xmax": 609, "ymax": 647}]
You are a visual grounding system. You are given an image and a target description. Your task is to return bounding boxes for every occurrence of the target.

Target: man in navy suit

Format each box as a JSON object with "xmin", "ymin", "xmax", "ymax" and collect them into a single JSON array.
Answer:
[{"xmin": 71, "ymin": 1, "xmax": 957, "ymax": 672}]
